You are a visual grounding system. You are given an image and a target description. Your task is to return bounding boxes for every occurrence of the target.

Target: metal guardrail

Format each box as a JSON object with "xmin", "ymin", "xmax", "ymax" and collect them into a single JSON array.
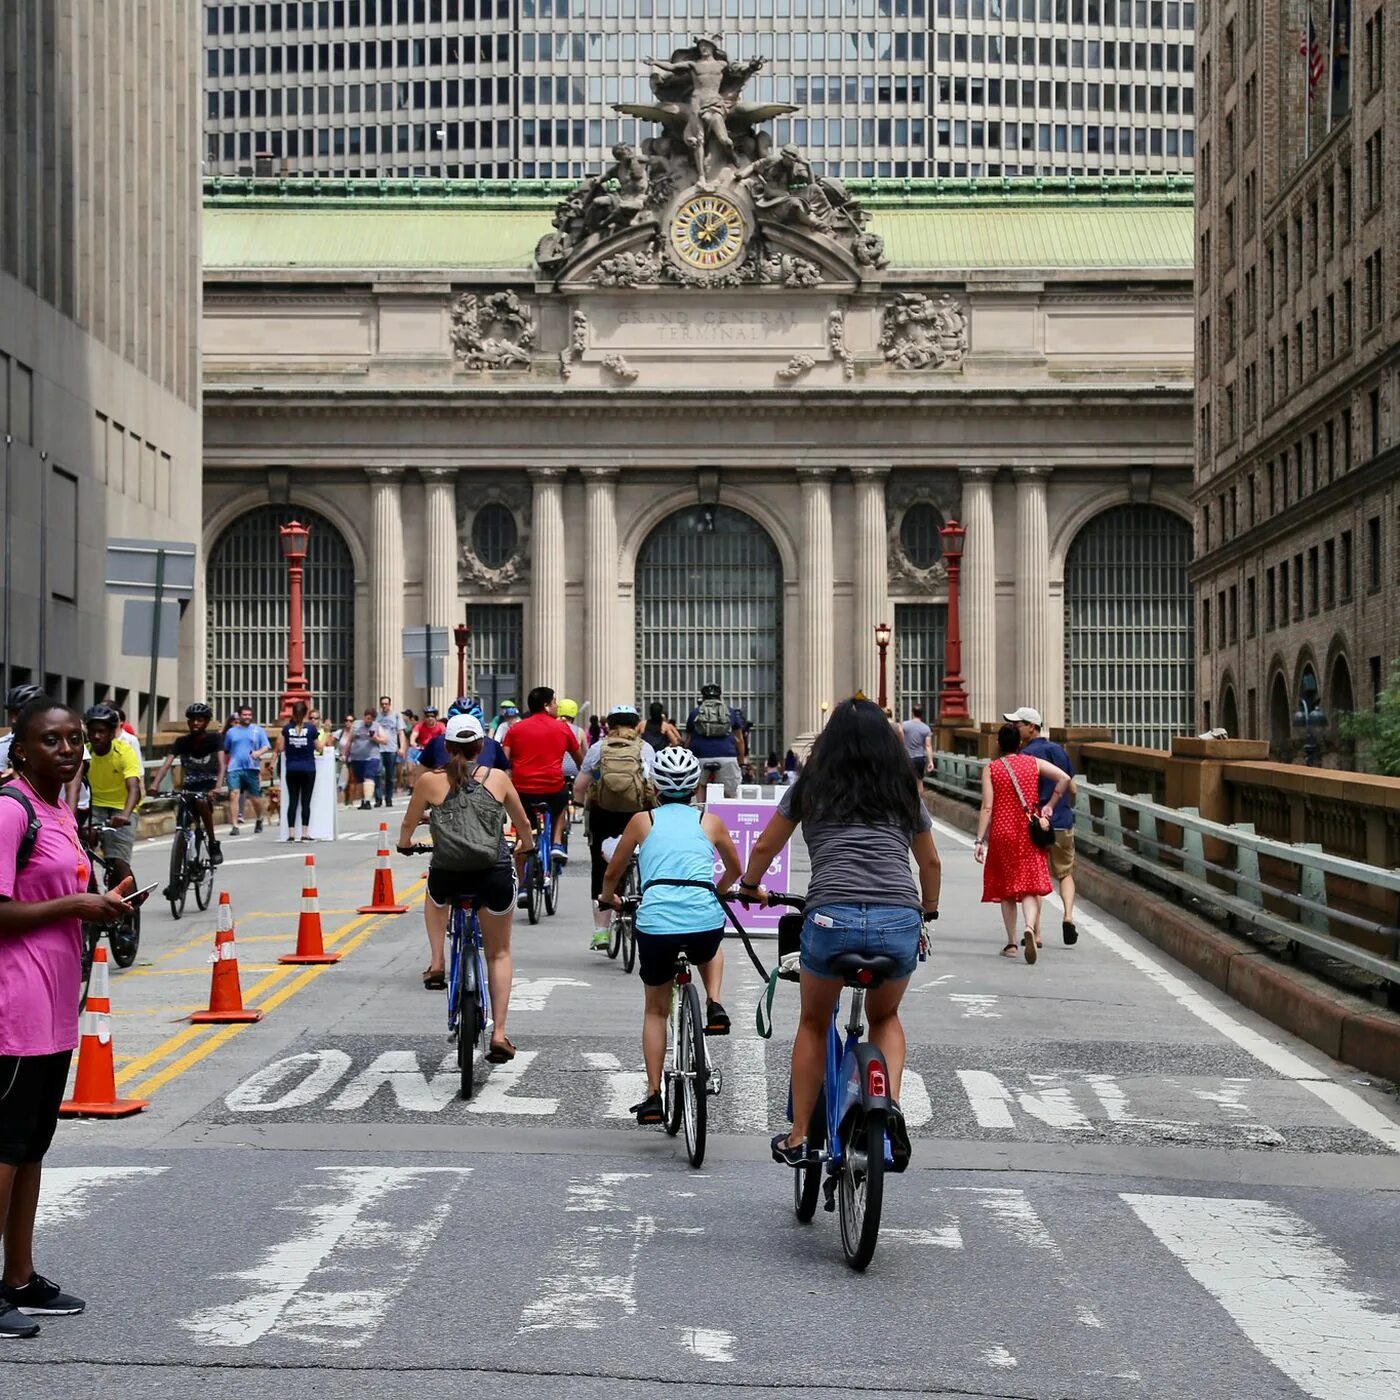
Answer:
[{"xmin": 926, "ymin": 751, "xmax": 1400, "ymax": 989}]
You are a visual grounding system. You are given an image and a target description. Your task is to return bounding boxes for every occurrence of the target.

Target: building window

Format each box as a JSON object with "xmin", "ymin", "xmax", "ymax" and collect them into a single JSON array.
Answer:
[
  {"xmin": 1341, "ymin": 530, "xmax": 1354, "ymax": 600},
  {"xmin": 898, "ymin": 503, "xmax": 944, "ymax": 571},
  {"xmin": 470, "ymin": 503, "xmax": 518, "ymax": 570},
  {"xmin": 1307, "ymin": 547, "xmax": 1319, "ymax": 614},
  {"xmin": 1246, "ymin": 576, "xmax": 1257, "ymax": 637},
  {"xmin": 1278, "ymin": 559, "xmax": 1289, "ymax": 624},
  {"xmin": 1201, "ymin": 595, "xmax": 1211, "ymax": 651},
  {"xmin": 1228, "ymin": 584, "xmax": 1238, "ymax": 644},
  {"xmin": 1265, "ymin": 565, "xmax": 1276, "ymax": 629},
  {"xmin": 1369, "ymin": 387, "xmax": 1382, "ymax": 459},
  {"xmin": 1367, "ymin": 515, "xmax": 1382, "ymax": 591},
  {"xmin": 1325, "ymin": 537, "xmax": 1336, "ymax": 608}
]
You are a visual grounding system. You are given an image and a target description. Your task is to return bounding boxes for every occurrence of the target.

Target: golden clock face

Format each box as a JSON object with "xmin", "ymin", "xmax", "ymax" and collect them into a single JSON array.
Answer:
[{"xmin": 669, "ymin": 194, "xmax": 746, "ymax": 271}]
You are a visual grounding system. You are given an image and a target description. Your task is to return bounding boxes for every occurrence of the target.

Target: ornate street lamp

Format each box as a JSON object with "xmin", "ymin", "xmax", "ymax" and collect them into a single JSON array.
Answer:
[
  {"xmin": 937, "ymin": 519, "xmax": 970, "ymax": 724},
  {"xmin": 278, "ymin": 520, "xmax": 313, "ymax": 717},
  {"xmin": 874, "ymin": 621, "xmax": 892, "ymax": 710},
  {"xmin": 453, "ymin": 621, "xmax": 472, "ymax": 700},
  {"xmin": 1293, "ymin": 671, "xmax": 1327, "ymax": 767}
]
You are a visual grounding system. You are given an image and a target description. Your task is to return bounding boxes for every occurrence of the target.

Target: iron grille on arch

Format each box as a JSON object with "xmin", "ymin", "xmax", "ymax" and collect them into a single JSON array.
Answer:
[
  {"xmin": 635, "ymin": 505, "xmax": 782, "ymax": 762},
  {"xmin": 206, "ymin": 506, "xmax": 355, "ymax": 726},
  {"xmin": 1063, "ymin": 503, "xmax": 1195, "ymax": 750},
  {"xmin": 894, "ymin": 604, "xmax": 947, "ymax": 719}
]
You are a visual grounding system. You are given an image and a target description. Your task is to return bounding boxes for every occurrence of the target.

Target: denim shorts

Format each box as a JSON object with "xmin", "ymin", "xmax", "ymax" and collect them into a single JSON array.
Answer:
[
  {"xmin": 227, "ymin": 769, "xmax": 262, "ymax": 796},
  {"xmin": 800, "ymin": 903, "xmax": 921, "ymax": 980}
]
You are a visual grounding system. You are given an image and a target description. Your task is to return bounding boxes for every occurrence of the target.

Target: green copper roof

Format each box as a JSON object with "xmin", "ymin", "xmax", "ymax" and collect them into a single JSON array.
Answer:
[{"xmin": 203, "ymin": 175, "xmax": 1193, "ymax": 274}]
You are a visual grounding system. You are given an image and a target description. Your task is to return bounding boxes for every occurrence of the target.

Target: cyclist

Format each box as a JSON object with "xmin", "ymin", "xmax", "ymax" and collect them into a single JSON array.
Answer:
[
  {"xmin": 501, "ymin": 687, "xmax": 580, "ymax": 881},
  {"xmin": 492, "ymin": 700, "xmax": 521, "ymax": 743},
  {"xmin": 737, "ymin": 697, "xmax": 941, "ymax": 1167},
  {"xmin": 641, "ymin": 702, "xmax": 681, "ymax": 753},
  {"xmin": 147, "ymin": 703, "xmax": 227, "ymax": 868},
  {"xmin": 0, "ymin": 684, "xmax": 45, "ymax": 777},
  {"xmin": 684, "ymin": 683, "xmax": 748, "ymax": 798},
  {"xmin": 396, "ymin": 713, "xmax": 535, "ymax": 1060},
  {"xmin": 81, "ymin": 705, "xmax": 143, "ymax": 894},
  {"xmin": 599, "ymin": 746, "xmax": 739, "ymax": 1125},
  {"xmin": 557, "ymin": 698, "xmax": 586, "ymax": 783},
  {"xmin": 572, "ymin": 702, "xmax": 656, "ymax": 951}
]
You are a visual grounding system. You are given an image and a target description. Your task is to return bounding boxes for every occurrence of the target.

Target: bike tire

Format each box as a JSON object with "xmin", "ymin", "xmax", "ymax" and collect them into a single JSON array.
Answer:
[
  {"xmin": 193, "ymin": 830, "xmax": 216, "ymax": 911},
  {"xmin": 110, "ymin": 906, "xmax": 140, "ymax": 969},
  {"xmin": 167, "ymin": 835, "xmax": 188, "ymax": 920},
  {"xmin": 621, "ymin": 913, "xmax": 637, "ymax": 974},
  {"xmin": 680, "ymin": 982, "xmax": 708, "ymax": 1168},
  {"xmin": 663, "ymin": 993, "xmax": 683, "ymax": 1138},
  {"xmin": 526, "ymin": 858, "xmax": 543, "ymax": 925},
  {"xmin": 607, "ymin": 912, "xmax": 622, "ymax": 959},
  {"xmin": 838, "ymin": 1110, "xmax": 886, "ymax": 1271},
  {"xmin": 794, "ymin": 1088, "xmax": 827, "ymax": 1223},
  {"xmin": 544, "ymin": 852, "xmax": 560, "ymax": 916},
  {"xmin": 457, "ymin": 949, "xmax": 478, "ymax": 1100}
]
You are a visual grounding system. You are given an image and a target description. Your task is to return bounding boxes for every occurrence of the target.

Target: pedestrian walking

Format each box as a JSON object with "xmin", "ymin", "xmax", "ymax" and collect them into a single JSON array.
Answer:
[
  {"xmin": 1006, "ymin": 705, "xmax": 1080, "ymax": 946},
  {"xmin": 223, "ymin": 706, "xmax": 272, "ymax": 836},
  {"xmin": 346, "ymin": 709, "xmax": 384, "ymax": 810},
  {"xmin": 372, "ymin": 696, "xmax": 406, "ymax": 808},
  {"xmin": 974, "ymin": 723, "xmax": 1070, "ymax": 964},
  {"xmin": 332, "ymin": 713, "xmax": 356, "ymax": 807},
  {"xmin": 277, "ymin": 701, "xmax": 321, "ymax": 841},
  {"xmin": 900, "ymin": 703, "xmax": 934, "ymax": 779},
  {"xmin": 0, "ymin": 697, "xmax": 136, "ymax": 1340}
]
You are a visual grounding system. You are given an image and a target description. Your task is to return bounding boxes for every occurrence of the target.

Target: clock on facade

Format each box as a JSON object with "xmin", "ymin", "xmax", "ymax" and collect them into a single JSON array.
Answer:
[{"xmin": 668, "ymin": 193, "xmax": 748, "ymax": 272}]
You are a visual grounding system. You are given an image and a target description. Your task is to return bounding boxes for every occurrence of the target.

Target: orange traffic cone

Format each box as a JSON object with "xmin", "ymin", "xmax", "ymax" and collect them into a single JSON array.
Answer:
[
  {"xmin": 357, "ymin": 824, "xmax": 409, "ymax": 914},
  {"xmin": 280, "ymin": 854, "xmax": 342, "ymax": 964},
  {"xmin": 191, "ymin": 892, "xmax": 264, "ymax": 1022},
  {"xmin": 60, "ymin": 945, "xmax": 149, "ymax": 1118}
]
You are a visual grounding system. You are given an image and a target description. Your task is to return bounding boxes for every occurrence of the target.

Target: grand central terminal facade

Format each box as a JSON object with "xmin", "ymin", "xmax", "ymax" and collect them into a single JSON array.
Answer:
[{"xmin": 201, "ymin": 40, "xmax": 1195, "ymax": 758}]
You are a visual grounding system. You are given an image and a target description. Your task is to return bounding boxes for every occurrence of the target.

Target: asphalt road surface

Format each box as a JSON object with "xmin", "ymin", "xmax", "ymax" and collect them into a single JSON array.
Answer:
[{"xmin": 8, "ymin": 800, "xmax": 1400, "ymax": 1400}]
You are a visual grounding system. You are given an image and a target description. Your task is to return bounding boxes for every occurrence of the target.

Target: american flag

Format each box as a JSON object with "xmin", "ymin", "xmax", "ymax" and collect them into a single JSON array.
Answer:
[{"xmin": 1299, "ymin": 16, "xmax": 1325, "ymax": 89}]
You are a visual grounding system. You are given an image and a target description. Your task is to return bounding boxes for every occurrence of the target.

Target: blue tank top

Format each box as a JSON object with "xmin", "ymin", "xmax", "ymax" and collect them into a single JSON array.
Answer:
[{"xmin": 636, "ymin": 802, "xmax": 724, "ymax": 936}]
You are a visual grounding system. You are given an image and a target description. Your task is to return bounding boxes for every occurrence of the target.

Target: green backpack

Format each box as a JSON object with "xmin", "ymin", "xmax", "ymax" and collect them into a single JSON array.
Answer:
[{"xmin": 428, "ymin": 772, "xmax": 503, "ymax": 871}]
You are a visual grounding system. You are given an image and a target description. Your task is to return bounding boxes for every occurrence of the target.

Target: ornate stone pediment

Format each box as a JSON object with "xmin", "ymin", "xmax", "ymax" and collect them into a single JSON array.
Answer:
[
  {"xmin": 880, "ymin": 292, "xmax": 969, "ymax": 371},
  {"xmin": 535, "ymin": 35, "xmax": 887, "ymax": 290}
]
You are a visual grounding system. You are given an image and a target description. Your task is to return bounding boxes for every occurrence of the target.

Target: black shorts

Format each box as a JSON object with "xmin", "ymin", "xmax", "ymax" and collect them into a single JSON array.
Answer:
[
  {"xmin": 636, "ymin": 930, "xmax": 725, "ymax": 987},
  {"xmin": 0, "ymin": 1051, "xmax": 73, "ymax": 1166},
  {"xmin": 426, "ymin": 864, "xmax": 517, "ymax": 916},
  {"xmin": 517, "ymin": 788, "xmax": 569, "ymax": 836}
]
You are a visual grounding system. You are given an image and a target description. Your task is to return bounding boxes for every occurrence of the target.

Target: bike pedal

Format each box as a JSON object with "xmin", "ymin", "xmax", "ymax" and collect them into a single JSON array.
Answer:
[
  {"xmin": 707, "ymin": 1067, "xmax": 722, "ymax": 1097},
  {"xmin": 822, "ymin": 1177, "xmax": 838, "ymax": 1213}
]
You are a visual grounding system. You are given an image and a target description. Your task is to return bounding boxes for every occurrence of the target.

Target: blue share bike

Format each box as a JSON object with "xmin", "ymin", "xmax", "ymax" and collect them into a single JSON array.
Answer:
[
  {"xmin": 737, "ymin": 892, "xmax": 916, "ymax": 1272},
  {"xmin": 520, "ymin": 800, "xmax": 562, "ymax": 925},
  {"xmin": 407, "ymin": 843, "xmax": 490, "ymax": 1099}
]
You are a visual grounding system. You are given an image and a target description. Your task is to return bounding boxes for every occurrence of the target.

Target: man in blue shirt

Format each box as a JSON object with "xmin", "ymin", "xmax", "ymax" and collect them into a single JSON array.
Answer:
[
  {"xmin": 684, "ymin": 683, "xmax": 747, "ymax": 798},
  {"xmin": 1007, "ymin": 705, "xmax": 1078, "ymax": 946},
  {"xmin": 224, "ymin": 705, "xmax": 272, "ymax": 836}
]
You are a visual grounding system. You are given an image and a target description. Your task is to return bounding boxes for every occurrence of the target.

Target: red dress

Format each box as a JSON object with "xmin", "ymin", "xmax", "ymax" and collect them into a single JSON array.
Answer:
[{"xmin": 981, "ymin": 753, "xmax": 1052, "ymax": 903}]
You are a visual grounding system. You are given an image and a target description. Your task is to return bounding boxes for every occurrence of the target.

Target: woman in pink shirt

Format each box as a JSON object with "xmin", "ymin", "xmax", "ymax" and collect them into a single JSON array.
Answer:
[{"xmin": 0, "ymin": 699, "xmax": 132, "ymax": 1340}]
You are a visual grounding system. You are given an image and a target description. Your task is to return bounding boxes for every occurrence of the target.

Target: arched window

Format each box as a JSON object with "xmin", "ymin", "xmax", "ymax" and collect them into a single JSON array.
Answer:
[
  {"xmin": 1063, "ymin": 504, "xmax": 1195, "ymax": 749},
  {"xmin": 899, "ymin": 502, "xmax": 944, "ymax": 570},
  {"xmin": 1268, "ymin": 672, "xmax": 1292, "ymax": 754},
  {"xmin": 1220, "ymin": 683, "xmax": 1239, "ymax": 737},
  {"xmin": 206, "ymin": 506, "xmax": 355, "ymax": 723},
  {"xmin": 471, "ymin": 503, "xmax": 519, "ymax": 569}
]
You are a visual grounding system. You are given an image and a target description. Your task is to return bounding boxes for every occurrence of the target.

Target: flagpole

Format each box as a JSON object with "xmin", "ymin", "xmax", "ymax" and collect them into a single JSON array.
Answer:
[
  {"xmin": 1303, "ymin": 5, "xmax": 1311, "ymax": 157},
  {"xmin": 1325, "ymin": 0, "xmax": 1336, "ymax": 131}
]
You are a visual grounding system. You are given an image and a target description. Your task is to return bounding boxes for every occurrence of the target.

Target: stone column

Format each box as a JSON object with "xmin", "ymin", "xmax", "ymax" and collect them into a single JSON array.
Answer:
[
  {"xmin": 368, "ymin": 468, "xmax": 405, "ymax": 702},
  {"xmin": 582, "ymin": 469, "xmax": 619, "ymax": 712},
  {"xmin": 851, "ymin": 467, "xmax": 889, "ymax": 700},
  {"xmin": 529, "ymin": 467, "xmax": 567, "ymax": 688},
  {"xmin": 799, "ymin": 468, "xmax": 835, "ymax": 736},
  {"xmin": 960, "ymin": 468, "xmax": 998, "ymax": 723},
  {"xmin": 421, "ymin": 468, "xmax": 458, "ymax": 711},
  {"xmin": 1014, "ymin": 467, "xmax": 1052, "ymax": 716}
]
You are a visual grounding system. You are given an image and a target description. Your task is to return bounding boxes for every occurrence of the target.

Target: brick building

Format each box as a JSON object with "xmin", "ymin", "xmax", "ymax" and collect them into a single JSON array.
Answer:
[{"xmin": 1193, "ymin": 0, "xmax": 1397, "ymax": 764}]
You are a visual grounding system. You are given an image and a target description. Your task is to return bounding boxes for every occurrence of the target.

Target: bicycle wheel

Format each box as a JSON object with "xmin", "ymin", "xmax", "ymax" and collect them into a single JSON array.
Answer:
[
  {"xmin": 457, "ymin": 945, "xmax": 479, "ymax": 1100},
  {"xmin": 621, "ymin": 912, "xmax": 637, "ymax": 974},
  {"xmin": 166, "ymin": 833, "xmax": 188, "ymax": 920},
  {"xmin": 794, "ymin": 1087, "xmax": 827, "ymax": 1223},
  {"xmin": 526, "ymin": 856, "xmax": 543, "ymax": 925},
  {"xmin": 607, "ymin": 911, "xmax": 622, "ymax": 959},
  {"xmin": 680, "ymin": 982, "xmax": 708, "ymax": 1168},
  {"xmin": 110, "ymin": 906, "xmax": 140, "ymax": 969},
  {"xmin": 838, "ymin": 1110, "xmax": 886, "ymax": 1271},
  {"xmin": 544, "ymin": 850, "xmax": 560, "ymax": 916},
  {"xmin": 663, "ymin": 993, "xmax": 683, "ymax": 1138},
  {"xmin": 193, "ymin": 829, "xmax": 216, "ymax": 911}
]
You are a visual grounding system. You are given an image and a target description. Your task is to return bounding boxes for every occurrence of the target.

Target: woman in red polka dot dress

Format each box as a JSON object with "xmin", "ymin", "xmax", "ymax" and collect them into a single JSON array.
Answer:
[{"xmin": 974, "ymin": 724, "xmax": 1071, "ymax": 964}]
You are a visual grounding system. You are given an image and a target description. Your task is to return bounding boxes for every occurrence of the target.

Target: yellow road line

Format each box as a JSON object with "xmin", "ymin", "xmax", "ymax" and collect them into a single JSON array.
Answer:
[
  {"xmin": 125, "ymin": 964, "xmax": 284, "ymax": 977},
  {"xmin": 114, "ymin": 877, "xmax": 425, "ymax": 1094}
]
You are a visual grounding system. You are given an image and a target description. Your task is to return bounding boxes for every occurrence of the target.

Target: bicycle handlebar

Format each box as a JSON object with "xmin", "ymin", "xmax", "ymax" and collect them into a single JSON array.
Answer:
[{"xmin": 401, "ymin": 843, "xmax": 434, "ymax": 854}]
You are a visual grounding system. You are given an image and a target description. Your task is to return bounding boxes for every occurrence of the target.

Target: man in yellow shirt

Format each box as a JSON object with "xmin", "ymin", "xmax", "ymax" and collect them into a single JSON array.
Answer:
[{"xmin": 83, "ymin": 704, "xmax": 143, "ymax": 890}]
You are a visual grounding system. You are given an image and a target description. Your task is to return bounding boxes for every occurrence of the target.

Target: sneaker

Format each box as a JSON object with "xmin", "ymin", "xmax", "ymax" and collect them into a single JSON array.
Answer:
[
  {"xmin": 552, "ymin": 845, "xmax": 569, "ymax": 866},
  {"xmin": 0, "ymin": 1305, "xmax": 39, "ymax": 1340},
  {"xmin": 2, "ymin": 1273, "xmax": 85, "ymax": 1316},
  {"xmin": 517, "ymin": 890, "xmax": 530, "ymax": 910},
  {"xmin": 373, "ymin": 798, "xmax": 383, "ymax": 808},
  {"xmin": 210, "ymin": 841, "xmax": 224, "ymax": 867},
  {"xmin": 1062, "ymin": 920, "xmax": 1078, "ymax": 946},
  {"xmin": 704, "ymin": 1000, "xmax": 731, "ymax": 1036},
  {"xmin": 630, "ymin": 1091, "xmax": 664, "ymax": 1125},
  {"xmin": 359, "ymin": 800, "xmax": 372, "ymax": 811},
  {"xmin": 771, "ymin": 1133, "xmax": 809, "ymax": 1166},
  {"xmin": 590, "ymin": 928, "xmax": 611, "ymax": 951},
  {"xmin": 228, "ymin": 824, "xmax": 241, "ymax": 837}
]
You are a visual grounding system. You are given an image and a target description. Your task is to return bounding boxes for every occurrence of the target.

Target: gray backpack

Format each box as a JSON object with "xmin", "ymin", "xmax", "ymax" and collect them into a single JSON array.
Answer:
[{"xmin": 428, "ymin": 771, "xmax": 503, "ymax": 872}]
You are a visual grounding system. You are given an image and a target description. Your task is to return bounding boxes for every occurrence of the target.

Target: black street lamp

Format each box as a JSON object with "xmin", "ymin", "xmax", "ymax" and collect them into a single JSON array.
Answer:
[{"xmin": 1293, "ymin": 672, "xmax": 1327, "ymax": 766}]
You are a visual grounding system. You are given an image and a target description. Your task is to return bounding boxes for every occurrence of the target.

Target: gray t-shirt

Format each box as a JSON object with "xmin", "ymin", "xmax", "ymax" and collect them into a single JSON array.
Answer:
[
  {"xmin": 779, "ymin": 783, "xmax": 931, "ymax": 910},
  {"xmin": 375, "ymin": 711, "xmax": 404, "ymax": 754},
  {"xmin": 348, "ymin": 721, "xmax": 381, "ymax": 762},
  {"xmin": 901, "ymin": 718, "xmax": 931, "ymax": 760}
]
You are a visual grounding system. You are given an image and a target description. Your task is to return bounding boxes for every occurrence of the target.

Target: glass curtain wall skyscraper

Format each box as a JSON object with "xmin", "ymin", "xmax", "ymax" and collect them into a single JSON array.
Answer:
[{"xmin": 204, "ymin": 0, "xmax": 1195, "ymax": 181}]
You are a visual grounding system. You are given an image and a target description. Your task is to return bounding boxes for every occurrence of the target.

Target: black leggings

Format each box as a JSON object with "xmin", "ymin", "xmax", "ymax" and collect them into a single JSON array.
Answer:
[
  {"xmin": 587, "ymin": 806, "xmax": 634, "ymax": 900},
  {"xmin": 285, "ymin": 769, "xmax": 315, "ymax": 827}
]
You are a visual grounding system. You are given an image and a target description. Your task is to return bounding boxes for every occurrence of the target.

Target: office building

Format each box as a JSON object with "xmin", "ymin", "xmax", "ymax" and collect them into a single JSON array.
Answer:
[
  {"xmin": 203, "ymin": 0, "xmax": 1196, "ymax": 182},
  {"xmin": 1192, "ymin": 0, "xmax": 1397, "ymax": 763}
]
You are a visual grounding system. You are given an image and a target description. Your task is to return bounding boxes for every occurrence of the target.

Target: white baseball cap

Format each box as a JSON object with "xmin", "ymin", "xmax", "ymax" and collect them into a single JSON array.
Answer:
[
  {"xmin": 444, "ymin": 713, "xmax": 486, "ymax": 744},
  {"xmin": 1003, "ymin": 706, "xmax": 1044, "ymax": 728}
]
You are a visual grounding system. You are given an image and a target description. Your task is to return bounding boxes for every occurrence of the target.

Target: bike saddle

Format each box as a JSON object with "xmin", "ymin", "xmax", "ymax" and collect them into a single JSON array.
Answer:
[{"xmin": 828, "ymin": 952, "xmax": 899, "ymax": 986}]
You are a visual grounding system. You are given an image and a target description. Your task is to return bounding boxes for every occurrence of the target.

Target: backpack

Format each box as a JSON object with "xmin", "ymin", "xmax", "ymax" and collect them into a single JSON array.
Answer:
[
  {"xmin": 428, "ymin": 771, "xmax": 504, "ymax": 872},
  {"xmin": 693, "ymin": 697, "xmax": 732, "ymax": 740},
  {"xmin": 0, "ymin": 785, "xmax": 41, "ymax": 872},
  {"xmin": 594, "ymin": 732, "xmax": 652, "ymax": 813}
]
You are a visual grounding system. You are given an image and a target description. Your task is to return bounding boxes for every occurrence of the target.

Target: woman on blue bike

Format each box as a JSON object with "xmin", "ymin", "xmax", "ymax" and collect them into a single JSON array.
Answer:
[
  {"xmin": 739, "ymin": 697, "xmax": 941, "ymax": 1166},
  {"xmin": 396, "ymin": 713, "xmax": 535, "ymax": 1061}
]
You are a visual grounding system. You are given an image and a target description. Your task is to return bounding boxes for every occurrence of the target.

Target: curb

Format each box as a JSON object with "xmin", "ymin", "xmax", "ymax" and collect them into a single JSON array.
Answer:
[{"xmin": 924, "ymin": 790, "xmax": 1400, "ymax": 1084}]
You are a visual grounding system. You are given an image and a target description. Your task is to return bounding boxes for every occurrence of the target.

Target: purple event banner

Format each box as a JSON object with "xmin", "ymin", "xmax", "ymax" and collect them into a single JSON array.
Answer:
[{"xmin": 707, "ymin": 795, "xmax": 787, "ymax": 935}]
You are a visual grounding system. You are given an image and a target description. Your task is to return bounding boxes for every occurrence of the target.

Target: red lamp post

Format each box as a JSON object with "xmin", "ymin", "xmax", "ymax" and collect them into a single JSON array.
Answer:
[
  {"xmin": 937, "ymin": 519, "xmax": 969, "ymax": 723},
  {"xmin": 453, "ymin": 621, "xmax": 471, "ymax": 699},
  {"xmin": 874, "ymin": 621, "xmax": 892, "ymax": 710},
  {"xmin": 278, "ymin": 520, "xmax": 313, "ymax": 718}
]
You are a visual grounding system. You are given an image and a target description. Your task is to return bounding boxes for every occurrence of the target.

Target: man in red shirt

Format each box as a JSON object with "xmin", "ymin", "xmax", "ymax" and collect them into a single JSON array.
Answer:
[{"xmin": 502, "ymin": 687, "xmax": 581, "ymax": 873}]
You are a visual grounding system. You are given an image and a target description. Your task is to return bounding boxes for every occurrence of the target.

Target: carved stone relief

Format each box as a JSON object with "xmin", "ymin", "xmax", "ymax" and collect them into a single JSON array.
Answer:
[
  {"xmin": 879, "ymin": 292, "xmax": 969, "ymax": 370},
  {"xmin": 449, "ymin": 290, "xmax": 536, "ymax": 370},
  {"xmin": 827, "ymin": 308, "xmax": 854, "ymax": 381},
  {"xmin": 602, "ymin": 353, "xmax": 640, "ymax": 382},
  {"xmin": 559, "ymin": 309, "xmax": 588, "ymax": 379},
  {"xmin": 885, "ymin": 478, "xmax": 959, "ymax": 594},
  {"xmin": 776, "ymin": 354, "xmax": 815, "ymax": 383},
  {"xmin": 456, "ymin": 482, "xmax": 530, "ymax": 593}
]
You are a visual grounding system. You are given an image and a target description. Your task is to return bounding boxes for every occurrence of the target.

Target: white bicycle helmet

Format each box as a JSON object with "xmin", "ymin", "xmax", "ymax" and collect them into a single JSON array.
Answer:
[{"xmin": 652, "ymin": 745, "xmax": 702, "ymax": 795}]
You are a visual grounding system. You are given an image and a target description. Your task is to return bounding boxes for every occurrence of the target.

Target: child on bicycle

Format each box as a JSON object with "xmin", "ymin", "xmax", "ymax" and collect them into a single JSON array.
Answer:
[
  {"xmin": 147, "ymin": 703, "xmax": 227, "ymax": 871},
  {"xmin": 599, "ymin": 746, "xmax": 741, "ymax": 1125}
]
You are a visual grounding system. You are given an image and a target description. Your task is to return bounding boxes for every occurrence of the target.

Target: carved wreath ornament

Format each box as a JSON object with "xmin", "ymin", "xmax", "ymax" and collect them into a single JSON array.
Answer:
[
  {"xmin": 450, "ymin": 290, "xmax": 536, "ymax": 370},
  {"xmin": 880, "ymin": 292, "xmax": 969, "ymax": 370}
]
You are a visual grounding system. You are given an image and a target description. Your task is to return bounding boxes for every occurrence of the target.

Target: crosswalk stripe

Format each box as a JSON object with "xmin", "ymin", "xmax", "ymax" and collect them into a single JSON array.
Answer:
[{"xmin": 1123, "ymin": 1193, "xmax": 1400, "ymax": 1400}]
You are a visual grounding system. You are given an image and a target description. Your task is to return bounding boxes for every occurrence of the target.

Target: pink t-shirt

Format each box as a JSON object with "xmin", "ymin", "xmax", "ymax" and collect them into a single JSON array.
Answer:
[{"xmin": 0, "ymin": 779, "xmax": 87, "ymax": 1056}]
